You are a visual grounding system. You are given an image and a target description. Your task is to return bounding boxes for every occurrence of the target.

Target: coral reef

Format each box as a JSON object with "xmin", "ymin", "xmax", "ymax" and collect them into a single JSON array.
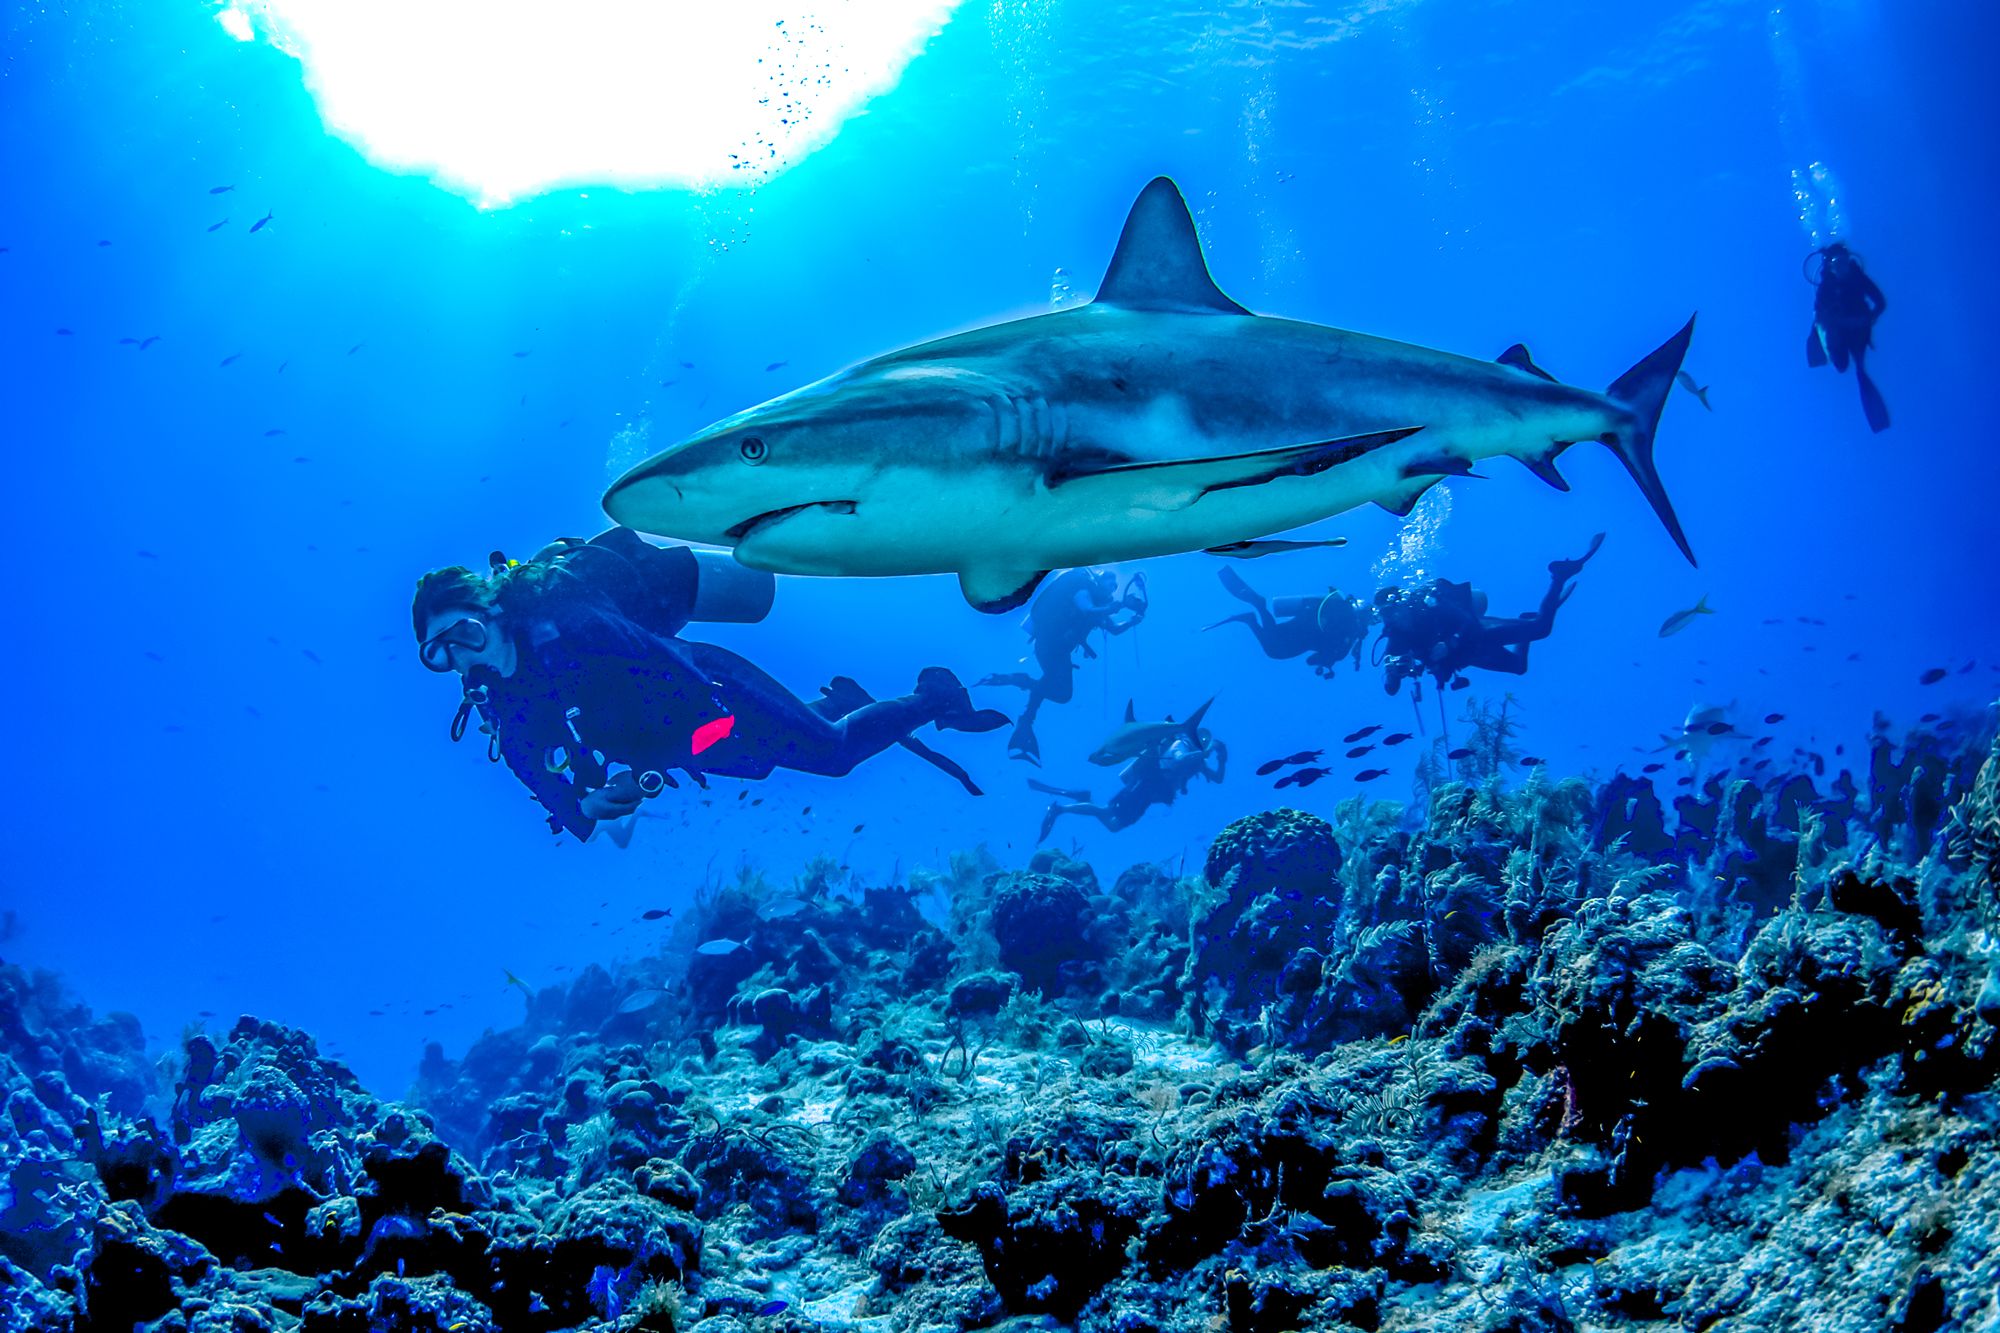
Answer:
[{"xmin": 3, "ymin": 724, "xmax": 1998, "ymax": 1331}]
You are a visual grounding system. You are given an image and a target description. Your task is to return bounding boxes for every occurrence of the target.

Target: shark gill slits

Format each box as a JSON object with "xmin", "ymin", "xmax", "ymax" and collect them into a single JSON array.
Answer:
[
  {"xmin": 739, "ymin": 435, "xmax": 768, "ymax": 464},
  {"xmin": 993, "ymin": 396, "xmax": 1021, "ymax": 453}
]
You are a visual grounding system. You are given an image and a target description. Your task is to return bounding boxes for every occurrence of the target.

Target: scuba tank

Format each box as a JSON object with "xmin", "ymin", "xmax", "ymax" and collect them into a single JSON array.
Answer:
[
  {"xmin": 685, "ymin": 547, "xmax": 775, "ymax": 624},
  {"xmin": 519, "ymin": 527, "xmax": 776, "ymax": 632}
]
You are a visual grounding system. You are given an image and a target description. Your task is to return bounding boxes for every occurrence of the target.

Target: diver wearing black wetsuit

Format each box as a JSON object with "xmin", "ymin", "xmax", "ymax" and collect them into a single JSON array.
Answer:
[
  {"xmin": 414, "ymin": 528, "xmax": 1006, "ymax": 840},
  {"xmin": 1376, "ymin": 533, "xmax": 1604, "ymax": 695},
  {"xmin": 978, "ymin": 566, "xmax": 1147, "ymax": 764},
  {"xmin": 1206, "ymin": 566, "xmax": 1373, "ymax": 678},
  {"xmin": 1032, "ymin": 730, "xmax": 1226, "ymax": 840},
  {"xmin": 1805, "ymin": 241, "xmax": 1890, "ymax": 433}
]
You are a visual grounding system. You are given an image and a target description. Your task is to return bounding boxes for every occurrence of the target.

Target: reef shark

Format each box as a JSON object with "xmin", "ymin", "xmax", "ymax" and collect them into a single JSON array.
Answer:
[
  {"xmin": 1089, "ymin": 696, "xmax": 1215, "ymax": 767},
  {"xmin": 604, "ymin": 177, "xmax": 1697, "ymax": 613}
]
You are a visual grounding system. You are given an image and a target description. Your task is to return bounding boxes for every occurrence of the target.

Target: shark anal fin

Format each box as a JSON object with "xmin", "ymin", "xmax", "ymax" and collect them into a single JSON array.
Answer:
[
  {"xmin": 1374, "ymin": 475, "xmax": 1445, "ymax": 518},
  {"xmin": 960, "ymin": 568, "xmax": 1049, "ymax": 614},
  {"xmin": 1522, "ymin": 451, "xmax": 1572, "ymax": 491},
  {"xmin": 1050, "ymin": 426, "xmax": 1422, "ymax": 511},
  {"xmin": 1399, "ymin": 452, "xmax": 1475, "ymax": 480},
  {"xmin": 1095, "ymin": 177, "xmax": 1251, "ymax": 316},
  {"xmin": 1497, "ymin": 343, "xmax": 1557, "ymax": 382}
]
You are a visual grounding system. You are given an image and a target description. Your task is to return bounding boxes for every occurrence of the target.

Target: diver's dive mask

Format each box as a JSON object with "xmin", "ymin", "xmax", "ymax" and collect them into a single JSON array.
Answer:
[{"xmin": 420, "ymin": 616, "xmax": 489, "ymax": 672}]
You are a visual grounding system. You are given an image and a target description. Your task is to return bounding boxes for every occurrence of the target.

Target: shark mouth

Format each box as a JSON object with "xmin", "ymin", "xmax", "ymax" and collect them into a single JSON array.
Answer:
[{"xmin": 724, "ymin": 500, "xmax": 858, "ymax": 542}]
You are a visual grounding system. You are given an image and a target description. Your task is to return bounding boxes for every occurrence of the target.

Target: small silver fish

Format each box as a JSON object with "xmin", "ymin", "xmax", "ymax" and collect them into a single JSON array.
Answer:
[
  {"xmin": 1657, "ymin": 595, "xmax": 1713, "ymax": 637},
  {"xmin": 696, "ymin": 938, "xmax": 744, "ymax": 956},
  {"xmin": 1674, "ymin": 370, "xmax": 1711, "ymax": 411},
  {"xmin": 757, "ymin": 898, "xmax": 808, "ymax": 920},
  {"xmin": 616, "ymin": 988, "xmax": 668, "ymax": 1014}
]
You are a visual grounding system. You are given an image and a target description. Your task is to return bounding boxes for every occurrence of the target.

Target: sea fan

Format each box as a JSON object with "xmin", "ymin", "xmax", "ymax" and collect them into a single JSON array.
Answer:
[
  {"xmin": 563, "ymin": 1112, "xmax": 613, "ymax": 1193},
  {"xmin": 1942, "ymin": 731, "xmax": 2000, "ymax": 905}
]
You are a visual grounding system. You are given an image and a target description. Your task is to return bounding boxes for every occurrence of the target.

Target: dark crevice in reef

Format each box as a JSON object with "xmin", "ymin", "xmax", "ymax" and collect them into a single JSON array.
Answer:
[{"xmin": 2, "ymin": 720, "xmax": 1998, "ymax": 1331}]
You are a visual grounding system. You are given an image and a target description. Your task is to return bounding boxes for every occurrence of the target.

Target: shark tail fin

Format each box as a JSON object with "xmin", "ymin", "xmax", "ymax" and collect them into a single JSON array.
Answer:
[
  {"xmin": 1183, "ymin": 696, "xmax": 1216, "ymax": 735},
  {"xmin": 1603, "ymin": 315, "xmax": 1698, "ymax": 565}
]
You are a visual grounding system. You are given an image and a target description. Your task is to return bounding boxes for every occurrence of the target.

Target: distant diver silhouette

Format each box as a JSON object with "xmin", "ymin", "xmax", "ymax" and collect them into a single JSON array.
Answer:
[
  {"xmin": 1805, "ymin": 241, "xmax": 1890, "ymax": 433},
  {"xmin": 978, "ymin": 566, "xmax": 1147, "ymax": 764},
  {"xmin": 1033, "ymin": 729, "xmax": 1226, "ymax": 840},
  {"xmin": 1375, "ymin": 533, "xmax": 1605, "ymax": 696},
  {"xmin": 1206, "ymin": 566, "xmax": 1373, "ymax": 678}
]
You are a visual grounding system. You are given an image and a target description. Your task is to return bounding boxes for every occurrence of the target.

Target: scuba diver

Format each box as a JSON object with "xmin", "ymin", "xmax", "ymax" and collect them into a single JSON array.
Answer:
[
  {"xmin": 977, "ymin": 565, "xmax": 1148, "ymax": 764},
  {"xmin": 1375, "ymin": 533, "xmax": 1605, "ymax": 696},
  {"xmin": 1205, "ymin": 566, "xmax": 1373, "ymax": 678},
  {"xmin": 1804, "ymin": 241, "xmax": 1890, "ymax": 433},
  {"xmin": 414, "ymin": 527, "xmax": 1008, "ymax": 841},
  {"xmin": 1031, "ymin": 728, "xmax": 1227, "ymax": 841}
]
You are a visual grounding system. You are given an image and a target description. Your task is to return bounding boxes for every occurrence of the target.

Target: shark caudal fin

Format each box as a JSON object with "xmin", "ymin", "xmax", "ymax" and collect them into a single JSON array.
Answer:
[
  {"xmin": 1182, "ymin": 696, "xmax": 1216, "ymax": 736},
  {"xmin": 1603, "ymin": 315, "xmax": 1698, "ymax": 566}
]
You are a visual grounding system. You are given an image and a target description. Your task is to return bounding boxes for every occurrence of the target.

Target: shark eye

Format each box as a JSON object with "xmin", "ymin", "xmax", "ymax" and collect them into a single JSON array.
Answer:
[{"xmin": 738, "ymin": 435, "xmax": 768, "ymax": 465}]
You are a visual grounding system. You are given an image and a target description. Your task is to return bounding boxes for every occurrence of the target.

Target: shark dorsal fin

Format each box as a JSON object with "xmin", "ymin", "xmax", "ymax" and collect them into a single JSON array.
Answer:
[
  {"xmin": 1095, "ymin": 178, "xmax": 1250, "ymax": 316},
  {"xmin": 1497, "ymin": 343, "xmax": 1557, "ymax": 382},
  {"xmin": 1123, "ymin": 699, "xmax": 1136, "ymax": 723}
]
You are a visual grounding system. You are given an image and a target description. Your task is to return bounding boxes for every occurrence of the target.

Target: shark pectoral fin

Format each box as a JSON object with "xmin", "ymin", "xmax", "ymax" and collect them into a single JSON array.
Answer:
[
  {"xmin": 1051, "ymin": 426, "xmax": 1423, "ymax": 511},
  {"xmin": 959, "ymin": 568, "xmax": 1050, "ymax": 614}
]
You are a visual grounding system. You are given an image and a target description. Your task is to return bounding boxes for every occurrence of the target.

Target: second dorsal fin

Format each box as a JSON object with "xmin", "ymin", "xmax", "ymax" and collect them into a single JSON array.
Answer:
[{"xmin": 1497, "ymin": 343, "xmax": 1557, "ymax": 382}]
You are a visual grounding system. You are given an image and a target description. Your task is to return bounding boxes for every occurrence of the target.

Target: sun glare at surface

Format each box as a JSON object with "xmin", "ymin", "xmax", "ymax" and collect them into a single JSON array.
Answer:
[{"xmin": 219, "ymin": 1, "xmax": 962, "ymax": 207}]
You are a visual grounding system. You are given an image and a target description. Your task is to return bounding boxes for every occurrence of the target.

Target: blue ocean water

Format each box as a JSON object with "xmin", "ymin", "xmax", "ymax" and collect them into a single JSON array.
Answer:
[{"xmin": 4, "ymin": 0, "xmax": 1995, "ymax": 1116}]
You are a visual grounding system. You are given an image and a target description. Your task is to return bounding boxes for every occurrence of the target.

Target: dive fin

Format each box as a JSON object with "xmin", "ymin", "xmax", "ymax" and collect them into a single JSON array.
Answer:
[
  {"xmin": 1805, "ymin": 322, "xmax": 1828, "ymax": 368},
  {"xmin": 1215, "ymin": 566, "xmax": 1261, "ymax": 607},
  {"xmin": 1095, "ymin": 177, "xmax": 1250, "ymax": 315},
  {"xmin": 1496, "ymin": 343, "xmax": 1557, "ymax": 382},
  {"xmin": 1857, "ymin": 368, "xmax": 1891, "ymax": 433},
  {"xmin": 1051, "ymin": 426, "xmax": 1422, "ymax": 511},
  {"xmin": 959, "ymin": 568, "xmax": 1049, "ymax": 614},
  {"xmin": 1603, "ymin": 315, "xmax": 1698, "ymax": 566}
]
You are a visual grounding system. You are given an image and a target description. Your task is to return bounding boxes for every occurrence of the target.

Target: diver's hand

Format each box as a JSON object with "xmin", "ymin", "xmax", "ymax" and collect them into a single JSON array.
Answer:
[{"xmin": 581, "ymin": 770, "xmax": 644, "ymax": 821}]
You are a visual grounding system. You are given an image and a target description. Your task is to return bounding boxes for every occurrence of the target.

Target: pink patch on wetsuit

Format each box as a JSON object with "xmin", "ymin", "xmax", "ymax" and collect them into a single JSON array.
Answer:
[{"xmin": 691, "ymin": 714, "xmax": 736, "ymax": 755}]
